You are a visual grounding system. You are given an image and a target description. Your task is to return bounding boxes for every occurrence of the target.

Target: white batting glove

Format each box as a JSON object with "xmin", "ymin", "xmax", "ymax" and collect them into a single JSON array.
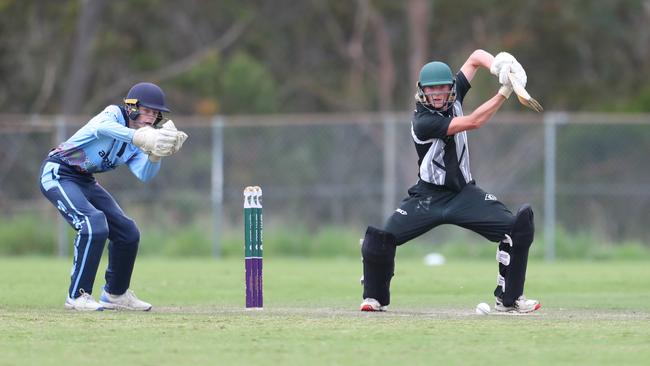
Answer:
[
  {"xmin": 498, "ymin": 85, "xmax": 513, "ymax": 99},
  {"xmin": 509, "ymin": 61, "xmax": 527, "ymax": 88},
  {"xmin": 132, "ymin": 126, "xmax": 177, "ymax": 155},
  {"xmin": 490, "ymin": 52, "xmax": 516, "ymax": 78},
  {"xmin": 498, "ymin": 64, "xmax": 513, "ymax": 85}
]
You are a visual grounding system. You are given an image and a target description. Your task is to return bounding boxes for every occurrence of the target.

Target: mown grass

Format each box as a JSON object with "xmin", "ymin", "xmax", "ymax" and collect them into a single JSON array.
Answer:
[{"xmin": 0, "ymin": 257, "xmax": 649, "ymax": 366}]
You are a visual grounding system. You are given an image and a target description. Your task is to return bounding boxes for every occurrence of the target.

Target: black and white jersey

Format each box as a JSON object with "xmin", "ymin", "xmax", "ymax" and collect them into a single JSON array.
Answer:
[{"xmin": 411, "ymin": 71, "xmax": 472, "ymax": 191}]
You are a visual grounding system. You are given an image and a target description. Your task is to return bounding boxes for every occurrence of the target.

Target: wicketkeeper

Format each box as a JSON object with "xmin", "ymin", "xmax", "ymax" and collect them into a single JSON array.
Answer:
[
  {"xmin": 39, "ymin": 82, "xmax": 188, "ymax": 311},
  {"xmin": 360, "ymin": 50, "xmax": 541, "ymax": 313}
]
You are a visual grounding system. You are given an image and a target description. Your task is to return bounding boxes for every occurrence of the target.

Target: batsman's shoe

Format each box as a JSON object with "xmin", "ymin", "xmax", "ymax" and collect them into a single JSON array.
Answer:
[
  {"xmin": 65, "ymin": 292, "xmax": 104, "ymax": 311},
  {"xmin": 495, "ymin": 295, "xmax": 541, "ymax": 313},
  {"xmin": 100, "ymin": 289, "xmax": 152, "ymax": 311},
  {"xmin": 360, "ymin": 298, "xmax": 387, "ymax": 312}
]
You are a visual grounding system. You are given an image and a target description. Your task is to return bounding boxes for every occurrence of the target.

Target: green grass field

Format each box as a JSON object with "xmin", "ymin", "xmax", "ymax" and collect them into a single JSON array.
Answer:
[{"xmin": 1, "ymin": 257, "xmax": 649, "ymax": 365}]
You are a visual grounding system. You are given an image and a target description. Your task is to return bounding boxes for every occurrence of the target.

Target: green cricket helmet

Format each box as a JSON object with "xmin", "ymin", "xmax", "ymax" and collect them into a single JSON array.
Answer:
[{"xmin": 416, "ymin": 61, "xmax": 456, "ymax": 110}]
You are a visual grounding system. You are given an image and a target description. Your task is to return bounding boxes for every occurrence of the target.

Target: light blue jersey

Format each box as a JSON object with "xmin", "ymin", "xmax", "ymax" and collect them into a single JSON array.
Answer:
[{"xmin": 48, "ymin": 105, "xmax": 160, "ymax": 182}]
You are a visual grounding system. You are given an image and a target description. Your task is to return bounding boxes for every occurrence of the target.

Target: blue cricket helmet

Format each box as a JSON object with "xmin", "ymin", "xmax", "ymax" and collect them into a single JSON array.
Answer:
[{"xmin": 124, "ymin": 82, "xmax": 171, "ymax": 113}]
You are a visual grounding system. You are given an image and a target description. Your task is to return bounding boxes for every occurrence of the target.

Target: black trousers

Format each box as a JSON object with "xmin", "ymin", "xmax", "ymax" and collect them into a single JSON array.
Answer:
[{"xmin": 385, "ymin": 180, "xmax": 515, "ymax": 245}]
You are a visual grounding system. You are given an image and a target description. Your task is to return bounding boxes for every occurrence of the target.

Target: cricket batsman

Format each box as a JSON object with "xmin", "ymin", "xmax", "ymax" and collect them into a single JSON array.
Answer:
[
  {"xmin": 39, "ymin": 82, "xmax": 188, "ymax": 311},
  {"xmin": 360, "ymin": 50, "xmax": 541, "ymax": 313}
]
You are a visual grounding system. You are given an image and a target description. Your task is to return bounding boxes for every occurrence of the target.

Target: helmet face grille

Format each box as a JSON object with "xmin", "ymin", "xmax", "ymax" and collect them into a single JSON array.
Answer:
[{"xmin": 417, "ymin": 86, "xmax": 457, "ymax": 111}]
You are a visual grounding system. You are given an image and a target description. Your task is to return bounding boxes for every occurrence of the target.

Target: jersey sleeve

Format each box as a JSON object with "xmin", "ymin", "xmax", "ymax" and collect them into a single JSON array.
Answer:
[
  {"xmin": 91, "ymin": 106, "xmax": 136, "ymax": 143},
  {"xmin": 412, "ymin": 110, "xmax": 452, "ymax": 141},
  {"xmin": 126, "ymin": 150, "xmax": 161, "ymax": 182},
  {"xmin": 455, "ymin": 71, "xmax": 471, "ymax": 104}
]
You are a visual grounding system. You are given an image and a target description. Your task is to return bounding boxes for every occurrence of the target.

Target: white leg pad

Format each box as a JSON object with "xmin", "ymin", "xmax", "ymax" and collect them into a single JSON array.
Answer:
[
  {"xmin": 497, "ymin": 274, "xmax": 506, "ymax": 292},
  {"xmin": 497, "ymin": 250, "xmax": 511, "ymax": 266}
]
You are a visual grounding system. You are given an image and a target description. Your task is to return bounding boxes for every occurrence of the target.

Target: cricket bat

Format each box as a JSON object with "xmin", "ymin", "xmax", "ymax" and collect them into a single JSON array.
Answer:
[{"xmin": 508, "ymin": 72, "xmax": 543, "ymax": 113}]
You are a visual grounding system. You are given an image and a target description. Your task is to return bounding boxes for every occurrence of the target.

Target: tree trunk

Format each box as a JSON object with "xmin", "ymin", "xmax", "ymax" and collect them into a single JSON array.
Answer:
[
  {"xmin": 61, "ymin": 0, "xmax": 108, "ymax": 115},
  {"xmin": 345, "ymin": 0, "xmax": 370, "ymax": 109},
  {"xmin": 407, "ymin": 0, "xmax": 431, "ymax": 83},
  {"xmin": 369, "ymin": 7, "xmax": 395, "ymax": 111}
]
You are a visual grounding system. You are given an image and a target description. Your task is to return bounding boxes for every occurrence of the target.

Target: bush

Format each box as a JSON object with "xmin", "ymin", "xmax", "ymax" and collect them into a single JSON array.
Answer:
[
  {"xmin": 1, "ymin": 214, "xmax": 649, "ymax": 260},
  {"xmin": 0, "ymin": 214, "xmax": 57, "ymax": 255}
]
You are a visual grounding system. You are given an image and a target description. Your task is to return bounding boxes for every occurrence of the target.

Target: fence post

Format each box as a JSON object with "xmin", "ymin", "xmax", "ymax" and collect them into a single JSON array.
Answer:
[
  {"xmin": 211, "ymin": 115, "xmax": 224, "ymax": 258},
  {"xmin": 55, "ymin": 115, "xmax": 68, "ymax": 257},
  {"xmin": 382, "ymin": 113, "xmax": 397, "ymax": 218},
  {"xmin": 543, "ymin": 112, "xmax": 567, "ymax": 261}
]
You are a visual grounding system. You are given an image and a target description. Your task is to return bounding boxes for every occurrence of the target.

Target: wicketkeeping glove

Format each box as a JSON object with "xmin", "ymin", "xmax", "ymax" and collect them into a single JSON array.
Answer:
[
  {"xmin": 160, "ymin": 120, "xmax": 189, "ymax": 154},
  {"xmin": 132, "ymin": 126, "xmax": 177, "ymax": 156}
]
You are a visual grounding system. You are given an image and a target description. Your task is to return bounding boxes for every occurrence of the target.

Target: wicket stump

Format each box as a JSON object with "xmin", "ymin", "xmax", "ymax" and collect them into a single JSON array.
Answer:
[{"xmin": 244, "ymin": 186, "xmax": 263, "ymax": 308}]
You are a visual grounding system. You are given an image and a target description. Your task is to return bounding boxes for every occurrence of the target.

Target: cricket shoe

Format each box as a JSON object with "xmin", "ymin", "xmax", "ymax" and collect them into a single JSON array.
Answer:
[
  {"xmin": 99, "ymin": 289, "xmax": 152, "ymax": 311},
  {"xmin": 495, "ymin": 295, "xmax": 541, "ymax": 313},
  {"xmin": 65, "ymin": 292, "xmax": 104, "ymax": 311},
  {"xmin": 360, "ymin": 298, "xmax": 387, "ymax": 312}
]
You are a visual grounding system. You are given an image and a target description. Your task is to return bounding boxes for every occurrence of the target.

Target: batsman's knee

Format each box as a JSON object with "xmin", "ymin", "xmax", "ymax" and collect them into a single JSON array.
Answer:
[
  {"xmin": 495, "ymin": 204, "xmax": 535, "ymax": 305},
  {"xmin": 511, "ymin": 204, "xmax": 534, "ymax": 248},
  {"xmin": 496, "ymin": 204, "xmax": 534, "ymax": 270},
  {"xmin": 362, "ymin": 226, "xmax": 397, "ymax": 263}
]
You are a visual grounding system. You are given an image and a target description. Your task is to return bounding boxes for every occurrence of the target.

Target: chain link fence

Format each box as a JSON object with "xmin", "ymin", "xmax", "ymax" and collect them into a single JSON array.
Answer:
[{"xmin": 0, "ymin": 112, "xmax": 648, "ymax": 257}]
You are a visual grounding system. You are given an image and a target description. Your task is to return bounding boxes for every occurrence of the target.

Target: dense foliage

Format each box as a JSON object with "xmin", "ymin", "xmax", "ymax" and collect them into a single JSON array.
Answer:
[{"xmin": 1, "ymin": 0, "xmax": 650, "ymax": 115}]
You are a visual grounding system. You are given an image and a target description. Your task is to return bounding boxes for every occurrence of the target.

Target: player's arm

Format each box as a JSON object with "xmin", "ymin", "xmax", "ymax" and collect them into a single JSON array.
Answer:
[
  {"xmin": 447, "ymin": 93, "xmax": 508, "ymax": 135},
  {"xmin": 126, "ymin": 150, "xmax": 161, "ymax": 182},
  {"xmin": 462, "ymin": 49, "xmax": 529, "ymax": 92},
  {"xmin": 91, "ymin": 106, "xmax": 136, "ymax": 142},
  {"xmin": 460, "ymin": 49, "xmax": 494, "ymax": 82}
]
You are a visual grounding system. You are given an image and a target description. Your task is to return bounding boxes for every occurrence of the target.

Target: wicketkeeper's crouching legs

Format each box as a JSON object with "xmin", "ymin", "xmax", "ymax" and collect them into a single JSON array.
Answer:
[
  {"xmin": 361, "ymin": 226, "xmax": 397, "ymax": 307},
  {"xmin": 494, "ymin": 204, "xmax": 534, "ymax": 306}
]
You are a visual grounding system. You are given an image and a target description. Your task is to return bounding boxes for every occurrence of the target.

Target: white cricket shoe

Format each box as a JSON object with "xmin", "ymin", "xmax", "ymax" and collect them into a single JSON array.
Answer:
[
  {"xmin": 360, "ymin": 298, "xmax": 387, "ymax": 312},
  {"xmin": 65, "ymin": 292, "xmax": 104, "ymax": 311},
  {"xmin": 495, "ymin": 295, "xmax": 541, "ymax": 313},
  {"xmin": 99, "ymin": 289, "xmax": 152, "ymax": 311}
]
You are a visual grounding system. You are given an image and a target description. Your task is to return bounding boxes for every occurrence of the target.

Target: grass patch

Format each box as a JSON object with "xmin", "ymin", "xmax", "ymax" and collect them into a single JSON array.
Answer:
[{"xmin": 0, "ymin": 258, "xmax": 649, "ymax": 365}]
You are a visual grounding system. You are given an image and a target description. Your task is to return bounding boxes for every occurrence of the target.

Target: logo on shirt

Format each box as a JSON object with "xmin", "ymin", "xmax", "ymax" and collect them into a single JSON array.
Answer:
[
  {"xmin": 98, "ymin": 150, "xmax": 117, "ymax": 169},
  {"xmin": 395, "ymin": 208, "xmax": 408, "ymax": 215},
  {"xmin": 485, "ymin": 193, "xmax": 498, "ymax": 201}
]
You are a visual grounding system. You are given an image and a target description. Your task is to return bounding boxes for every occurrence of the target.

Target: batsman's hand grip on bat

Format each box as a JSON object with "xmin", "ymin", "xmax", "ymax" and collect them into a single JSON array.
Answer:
[
  {"xmin": 490, "ymin": 52, "xmax": 516, "ymax": 78},
  {"xmin": 490, "ymin": 52, "xmax": 527, "ymax": 88},
  {"xmin": 498, "ymin": 85, "xmax": 513, "ymax": 99},
  {"xmin": 506, "ymin": 62, "xmax": 527, "ymax": 87}
]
